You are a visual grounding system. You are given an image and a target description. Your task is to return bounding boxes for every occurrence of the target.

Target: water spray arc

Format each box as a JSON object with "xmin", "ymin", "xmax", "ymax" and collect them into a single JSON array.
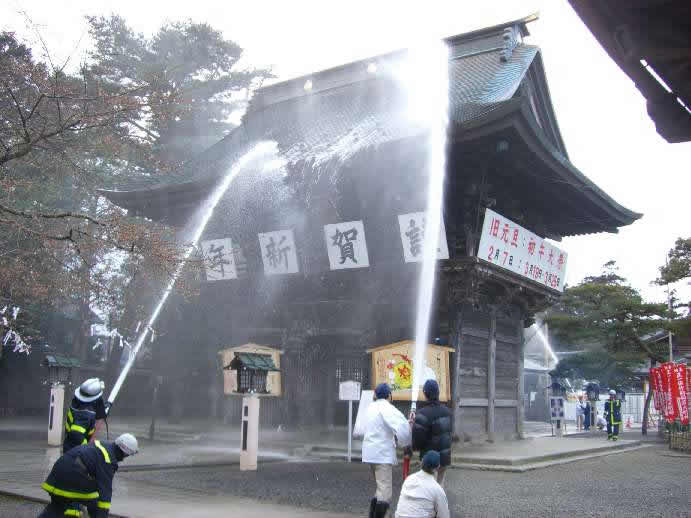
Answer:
[
  {"xmin": 409, "ymin": 41, "xmax": 450, "ymax": 415},
  {"xmin": 107, "ymin": 142, "xmax": 277, "ymax": 410},
  {"xmin": 534, "ymin": 321, "xmax": 558, "ymax": 366}
]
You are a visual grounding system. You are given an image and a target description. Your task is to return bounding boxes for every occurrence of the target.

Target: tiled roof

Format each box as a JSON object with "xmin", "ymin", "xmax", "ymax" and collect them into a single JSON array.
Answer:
[
  {"xmin": 43, "ymin": 354, "xmax": 81, "ymax": 369},
  {"xmin": 226, "ymin": 352, "xmax": 279, "ymax": 371},
  {"xmin": 105, "ymin": 42, "xmax": 539, "ymax": 192},
  {"xmin": 100, "ymin": 17, "xmax": 640, "ymax": 236}
]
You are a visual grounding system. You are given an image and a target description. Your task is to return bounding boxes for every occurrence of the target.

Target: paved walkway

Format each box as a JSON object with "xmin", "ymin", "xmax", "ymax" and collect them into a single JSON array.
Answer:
[
  {"xmin": 451, "ymin": 436, "xmax": 644, "ymax": 471},
  {"xmin": 0, "ymin": 440, "xmax": 348, "ymax": 518},
  {"xmin": 0, "ymin": 473, "xmax": 354, "ymax": 518}
]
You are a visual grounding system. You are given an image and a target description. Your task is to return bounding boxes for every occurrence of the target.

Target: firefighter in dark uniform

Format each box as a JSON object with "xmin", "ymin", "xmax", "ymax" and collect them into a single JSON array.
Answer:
[
  {"xmin": 64, "ymin": 379, "xmax": 107, "ymax": 453},
  {"xmin": 38, "ymin": 433, "xmax": 138, "ymax": 518},
  {"xmin": 604, "ymin": 389, "xmax": 622, "ymax": 441}
]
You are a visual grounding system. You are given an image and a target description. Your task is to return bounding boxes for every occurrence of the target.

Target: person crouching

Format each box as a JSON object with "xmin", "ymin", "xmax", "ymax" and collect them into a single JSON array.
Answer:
[
  {"xmin": 39, "ymin": 433, "xmax": 138, "ymax": 517},
  {"xmin": 362, "ymin": 383, "xmax": 412, "ymax": 518},
  {"xmin": 395, "ymin": 450, "xmax": 450, "ymax": 518}
]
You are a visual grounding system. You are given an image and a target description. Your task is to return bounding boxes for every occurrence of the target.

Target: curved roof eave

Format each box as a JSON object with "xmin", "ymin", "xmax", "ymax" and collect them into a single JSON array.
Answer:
[
  {"xmin": 456, "ymin": 98, "xmax": 642, "ymax": 234},
  {"xmin": 514, "ymin": 102, "xmax": 643, "ymax": 228}
]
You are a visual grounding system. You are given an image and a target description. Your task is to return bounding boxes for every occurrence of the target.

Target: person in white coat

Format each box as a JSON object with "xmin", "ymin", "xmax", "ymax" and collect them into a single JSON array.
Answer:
[
  {"xmin": 361, "ymin": 383, "xmax": 412, "ymax": 518},
  {"xmin": 395, "ymin": 450, "xmax": 450, "ymax": 518}
]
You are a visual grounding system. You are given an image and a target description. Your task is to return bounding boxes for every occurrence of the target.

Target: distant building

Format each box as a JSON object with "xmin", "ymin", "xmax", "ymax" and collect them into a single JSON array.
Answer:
[{"xmin": 523, "ymin": 358, "xmax": 551, "ymax": 422}]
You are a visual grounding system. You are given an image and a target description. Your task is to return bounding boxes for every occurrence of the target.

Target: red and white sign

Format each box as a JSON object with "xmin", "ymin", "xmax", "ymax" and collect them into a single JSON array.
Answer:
[
  {"xmin": 660, "ymin": 362, "xmax": 677, "ymax": 423},
  {"xmin": 650, "ymin": 367, "xmax": 663, "ymax": 412},
  {"xmin": 649, "ymin": 367, "xmax": 657, "ymax": 410},
  {"xmin": 477, "ymin": 209, "xmax": 568, "ymax": 292},
  {"xmin": 673, "ymin": 364, "xmax": 688, "ymax": 425}
]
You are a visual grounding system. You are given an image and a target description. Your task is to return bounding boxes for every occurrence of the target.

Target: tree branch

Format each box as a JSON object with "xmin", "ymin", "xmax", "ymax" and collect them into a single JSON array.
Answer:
[
  {"xmin": 124, "ymin": 118, "xmax": 160, "ymax": 140},
  {"xmin": 27, "ymin": 93, "xmax": 45, "ymax": 121},
  {"xmin": 5, "ymin": 86, "xmax": 31, "ymax": 142},
  {"xmin": 0, "ymin": 202, "xmax": 103, "ymax": 226}
]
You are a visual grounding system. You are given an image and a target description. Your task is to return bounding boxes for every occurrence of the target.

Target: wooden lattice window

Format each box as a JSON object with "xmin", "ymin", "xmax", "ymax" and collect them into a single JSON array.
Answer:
[
  {"xmin": 237, "ymin": 369, "xmax": 269, "ymax": 393},
  {"xmin": 336, "ymin": 358, "xmax": 365, "ymax": 384}
]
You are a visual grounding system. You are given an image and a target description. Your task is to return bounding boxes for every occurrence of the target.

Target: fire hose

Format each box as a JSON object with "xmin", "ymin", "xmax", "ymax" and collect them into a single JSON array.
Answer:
[{"xmin": 403, "ymin": 402, "xmax": 417, "ymax": 479}]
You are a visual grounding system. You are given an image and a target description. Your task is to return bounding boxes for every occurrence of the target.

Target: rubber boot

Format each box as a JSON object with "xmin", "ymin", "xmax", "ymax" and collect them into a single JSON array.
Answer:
[
  {"xmin": 368, "ymin": 498, "xmax": 377, "ymax": 518},
  {"xmin": 375, "ymin": 501, "xmax": 389, "ymax": 518}
]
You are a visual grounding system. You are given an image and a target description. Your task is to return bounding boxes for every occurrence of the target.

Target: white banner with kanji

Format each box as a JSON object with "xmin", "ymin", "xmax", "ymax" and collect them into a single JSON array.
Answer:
[
  {"xmin": 397, "ymin": 212, "xmax": 450, "ymax": 263},
  {"xmin": 201, "ymin": 238, "xmax": 238, "ymax": 281},
  {"xmin": 477, "ymin": 208, "xmax": 568, "ymax": 292},
  {"xmin": 324, "ymin": 220, "xmax": 370, "ymax": 270},
  {"xmin": 258, "ymin": 229, "xmax": 299, "ymax": 275}
]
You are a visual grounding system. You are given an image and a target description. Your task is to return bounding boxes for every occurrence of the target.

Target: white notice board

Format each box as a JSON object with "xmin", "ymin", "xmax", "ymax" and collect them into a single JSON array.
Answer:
[
  {"xmin": 353, "ymin": 390, "xmax": 374, "ymax": 438},
  {"xmin": 339, "ymin": 380, "xmax": 361, "ymax": 401}
]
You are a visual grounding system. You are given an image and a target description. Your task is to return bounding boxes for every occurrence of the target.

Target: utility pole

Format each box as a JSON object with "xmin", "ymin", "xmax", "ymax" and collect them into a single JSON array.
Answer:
[
  {"xmin": 667, "ymin": 291, "xmax": 674, "ymax": 362},
  {"xmin": 666, "ymin": 256, "xmax": 674, "ymax": 363}
]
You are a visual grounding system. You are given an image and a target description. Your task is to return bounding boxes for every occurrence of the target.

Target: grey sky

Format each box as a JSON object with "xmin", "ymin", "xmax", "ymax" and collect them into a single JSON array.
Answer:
[{"xmin": 2, "ymin": 0, "xmax": 689, "ymax": 304}]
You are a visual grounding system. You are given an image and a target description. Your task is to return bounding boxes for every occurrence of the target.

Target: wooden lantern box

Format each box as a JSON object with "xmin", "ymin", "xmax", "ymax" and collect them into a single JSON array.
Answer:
[{"xmin": 219, "ymin": 344, "xmax": 282, "ymax": 397}]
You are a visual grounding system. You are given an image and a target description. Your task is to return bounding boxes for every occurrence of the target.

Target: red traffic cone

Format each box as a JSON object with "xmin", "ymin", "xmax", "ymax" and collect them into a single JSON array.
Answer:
[{"xmin": 625, "ymin": 416, "xmax": 632, "ymax": 429}]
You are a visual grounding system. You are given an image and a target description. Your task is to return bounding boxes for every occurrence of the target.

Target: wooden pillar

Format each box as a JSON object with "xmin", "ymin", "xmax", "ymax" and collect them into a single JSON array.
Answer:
[
  {"xmin": 325, "ymin": 352, "xmax": 336, "ymax": 429},
  {"xmin": 450, "ymin": 309, "xmax": 463, "ymax": 438},
  {"xmin": 487, "ymin": 307, "xmax": 497, "ymax": 442},
  {"xmin": 516, "ymin": 318, "xmax": 525, "ymax": 439}
]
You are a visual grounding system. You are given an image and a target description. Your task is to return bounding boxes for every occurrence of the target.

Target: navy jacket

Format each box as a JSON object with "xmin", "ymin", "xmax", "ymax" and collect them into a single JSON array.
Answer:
[
  {"xmin": 43, "ymin": 440, "xmax": 120, "ymax": 517},
  {"xmin": 412, "ymin": 400, "xmax": 453, "ymax": 466},
  {"xmin": 63, "ymin": 396, "xmax": 106, "ymax": 453}
]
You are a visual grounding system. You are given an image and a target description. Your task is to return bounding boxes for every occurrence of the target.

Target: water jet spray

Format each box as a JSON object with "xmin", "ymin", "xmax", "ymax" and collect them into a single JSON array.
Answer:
[
  {"xmin": 409, "ymin": 40, "xmax": 450, "ymax": 411},
  {"xmin": 106, "ymin": 142, "xmax": 278, "ymax": 412},
  {"xmin": 401, "ymin": 40, "xmax": 449, "ymax": 479}
]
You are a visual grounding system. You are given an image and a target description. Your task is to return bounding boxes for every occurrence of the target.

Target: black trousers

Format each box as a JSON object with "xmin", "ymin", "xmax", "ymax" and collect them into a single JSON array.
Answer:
[
  {"xmin": 38, "ymin": 497, "xmax": 100, "ymax": 518},
  {"xmin": 606, "ymin": 421, "xmax": 620, "ymax": 437},
  {"xmin": 38, "ymin": 496, "xmax": 69, "ymax": 517}
]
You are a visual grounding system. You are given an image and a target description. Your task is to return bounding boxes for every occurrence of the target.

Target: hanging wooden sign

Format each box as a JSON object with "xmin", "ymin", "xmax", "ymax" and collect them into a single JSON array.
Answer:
[{"xmin": 367, "ymin": 340, "xmax": 454, "ymax": 402}]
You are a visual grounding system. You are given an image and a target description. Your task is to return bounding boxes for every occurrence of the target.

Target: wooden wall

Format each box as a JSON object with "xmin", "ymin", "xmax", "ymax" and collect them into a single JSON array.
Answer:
[{"xmin": 454, "ymin": 304, "xmax": 523, "ymax": 442}]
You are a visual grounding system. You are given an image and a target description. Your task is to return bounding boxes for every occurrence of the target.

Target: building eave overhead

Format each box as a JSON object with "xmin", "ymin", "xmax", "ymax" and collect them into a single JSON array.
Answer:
[{"xmin": 569, "ymin": 0, "xmax": 691, "ymax": 143}]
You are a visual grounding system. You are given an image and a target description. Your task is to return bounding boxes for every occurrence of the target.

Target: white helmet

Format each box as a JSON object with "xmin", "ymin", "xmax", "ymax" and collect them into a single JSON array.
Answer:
[
  {"xmin": 75, "ymin": 378, "xmax": 104, "ymax": 403},
  {"xmin": 115, "ymin": 433, "xmax": 139, "ymax": 456},
  {"xmin": 609, "ymin": 389, "xmax": 616, "ymax": 396}
]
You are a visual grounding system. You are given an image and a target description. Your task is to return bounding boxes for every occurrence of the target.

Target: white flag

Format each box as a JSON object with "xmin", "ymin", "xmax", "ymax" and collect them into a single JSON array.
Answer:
[
  {"xmin": 202, "ymin": 238, "xmax": 238, "ymax": 281},
  {"xmin": 324, "ymin": 220, "xmax": 370, "ymax": 270}
]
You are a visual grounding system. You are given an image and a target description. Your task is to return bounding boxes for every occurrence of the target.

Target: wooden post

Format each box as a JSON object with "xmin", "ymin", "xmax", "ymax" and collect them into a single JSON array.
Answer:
[
  {"xmin": 451, "ymin": 310, "xmax": 463, "ymax": 438},
  {"xmin": 487, "ymin": 307, "xmax": 496, "ymax": 442},
  {"xmin": 516, "ymin": 318, "xmax": 525, "ymax": 439},
  {"xmin": 325, "ymin": 351, "xmax": 336, "ymax": 429}
]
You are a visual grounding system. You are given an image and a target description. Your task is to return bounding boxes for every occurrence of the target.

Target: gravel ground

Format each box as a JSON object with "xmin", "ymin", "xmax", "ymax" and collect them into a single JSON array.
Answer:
[{"xmin": 122, "ymin": 445, "xmax": 690, "ymax": 518}]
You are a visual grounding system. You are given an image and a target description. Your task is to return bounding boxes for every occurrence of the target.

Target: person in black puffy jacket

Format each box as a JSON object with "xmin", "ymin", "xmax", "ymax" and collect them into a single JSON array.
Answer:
[{"xmin": 411, "ymin": 379, "xmax": 452, "ymax": 484}]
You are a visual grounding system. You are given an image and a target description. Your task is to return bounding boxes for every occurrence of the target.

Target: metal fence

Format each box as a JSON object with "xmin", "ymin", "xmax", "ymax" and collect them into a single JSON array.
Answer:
[
  {"xmin": 669, "ymin": 430, "xmax": 691, "ymax": 452},
  {"xmin": 620, "ymin": 393, "xmax": 646, "ymax": 423}
]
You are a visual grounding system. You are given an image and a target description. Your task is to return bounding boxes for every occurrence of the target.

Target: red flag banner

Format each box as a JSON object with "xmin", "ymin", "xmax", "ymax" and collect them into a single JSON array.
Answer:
[
  {"xmin": 653, "ymin": 367, "xmax": 667, "ymax": 420},
  {"xmin": 661, "ymin": 363, "xmax": 677, "ymax": 422},
  {"xmin": 650, "ymin": 368, "xmax": 661, "ymax": 412},
  {"xmin": 673, "ymin": 364, "xmax": 689, "ymax": 425}
]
